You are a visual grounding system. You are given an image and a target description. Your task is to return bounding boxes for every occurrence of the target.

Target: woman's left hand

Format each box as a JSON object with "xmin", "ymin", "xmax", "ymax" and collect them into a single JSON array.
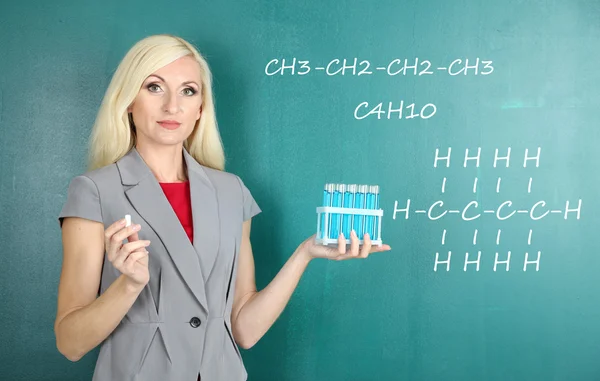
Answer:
[{"xmin": 298, "ymin": 230, "xmax": 392, "ymax": 261}]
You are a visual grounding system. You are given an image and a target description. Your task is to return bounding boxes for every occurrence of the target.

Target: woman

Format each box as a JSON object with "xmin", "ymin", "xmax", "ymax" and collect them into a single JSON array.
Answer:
[{"xmin": 54, "ymin": 34, "xmax": 391, "ymax": 381}]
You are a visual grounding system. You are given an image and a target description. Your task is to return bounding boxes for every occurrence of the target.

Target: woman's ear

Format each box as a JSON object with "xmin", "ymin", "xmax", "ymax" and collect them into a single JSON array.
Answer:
[{"xmin": 196, "ymin": 105, "xmax": 202, "ymax": 120}]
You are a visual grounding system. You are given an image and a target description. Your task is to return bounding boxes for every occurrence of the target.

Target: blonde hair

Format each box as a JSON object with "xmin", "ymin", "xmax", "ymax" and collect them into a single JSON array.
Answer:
[{"xmin": 87, "ymin": 34, "xmax": 225, "ymax": 171}]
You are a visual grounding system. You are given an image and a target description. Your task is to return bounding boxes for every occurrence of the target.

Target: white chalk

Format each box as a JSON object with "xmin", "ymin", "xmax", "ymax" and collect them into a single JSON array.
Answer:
[{"xmin": 125, "ymin": 214, "xmax": 131, "ymax": 227}]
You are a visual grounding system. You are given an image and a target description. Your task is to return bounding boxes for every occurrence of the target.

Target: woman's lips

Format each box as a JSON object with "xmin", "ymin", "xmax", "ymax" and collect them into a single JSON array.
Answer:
[{"xmin": 157, "ymin": 120, "xmax": 181, "ymax": 130}]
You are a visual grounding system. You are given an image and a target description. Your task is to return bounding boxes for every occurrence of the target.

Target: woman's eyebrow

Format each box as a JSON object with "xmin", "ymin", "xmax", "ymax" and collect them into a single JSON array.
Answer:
[
  {"xmin": 182, "ymin": 80, "xmax": 199, "ymax": 87},
  {"xmin": 146, "ymin": 74, "xmax": 199, "ymax": 87}
]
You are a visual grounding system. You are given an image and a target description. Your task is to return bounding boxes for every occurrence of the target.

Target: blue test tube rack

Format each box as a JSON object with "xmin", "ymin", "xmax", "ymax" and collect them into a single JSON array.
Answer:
[{"xmin": 315, "ymin": 184, "xmax": 383, "ymax": 246}]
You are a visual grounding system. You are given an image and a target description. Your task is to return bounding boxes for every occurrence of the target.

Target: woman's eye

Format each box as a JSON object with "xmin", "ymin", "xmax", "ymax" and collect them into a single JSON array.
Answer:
[
  {"xmin": 147, "ymin": 83, "xmax": 161, "ymax": 92},
  {"xmin": 183, "ymin": 88, "xmax": 196, "ymax": 96}
]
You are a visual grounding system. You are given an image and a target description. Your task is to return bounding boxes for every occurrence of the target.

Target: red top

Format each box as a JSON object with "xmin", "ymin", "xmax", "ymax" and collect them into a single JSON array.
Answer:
[{"xmin": 159, "ymin": 180, "xmax": 194, "ymax": 244}]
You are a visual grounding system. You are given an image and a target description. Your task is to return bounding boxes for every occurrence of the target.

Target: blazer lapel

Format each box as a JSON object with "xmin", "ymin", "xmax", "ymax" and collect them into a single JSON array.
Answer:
[
  {"xmin": 183, "ymin": 149, "xmax": 221, "ymax": 282},
  {"xmin": 116, "ymin": 147, "xmax": 217, "ymax": 313}
]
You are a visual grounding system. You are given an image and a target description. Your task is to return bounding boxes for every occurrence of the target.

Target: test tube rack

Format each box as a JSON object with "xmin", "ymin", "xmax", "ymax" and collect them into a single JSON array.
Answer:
[{"xmin": 315, "ymin": 207, "xmax": 384, "ymax": 247}]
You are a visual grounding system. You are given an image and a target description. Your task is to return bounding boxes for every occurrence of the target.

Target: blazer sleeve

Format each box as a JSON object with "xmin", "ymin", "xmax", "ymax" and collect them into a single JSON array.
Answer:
[
  {"xmin": 57, "ymin": 175, "xmax": 103, "ymax": 228},
  {"xmin": 237, "ymin": 176, "xmax": 261, "ymax": 221}
]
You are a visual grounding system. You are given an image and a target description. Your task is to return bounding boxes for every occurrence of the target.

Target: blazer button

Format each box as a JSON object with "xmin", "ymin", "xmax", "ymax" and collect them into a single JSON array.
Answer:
[{"xmin": 190, "ymin": 317, "xmax": 201, "ymax": 328}]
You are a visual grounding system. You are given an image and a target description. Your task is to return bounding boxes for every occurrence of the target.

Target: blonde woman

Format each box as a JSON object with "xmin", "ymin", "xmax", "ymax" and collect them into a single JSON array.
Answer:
[{"xmin": 54, "ymin": 34, "xmax": 391, "ymax": 381}]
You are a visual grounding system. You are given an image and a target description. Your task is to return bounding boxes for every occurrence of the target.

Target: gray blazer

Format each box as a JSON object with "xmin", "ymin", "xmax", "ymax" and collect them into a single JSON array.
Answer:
[{"xmin": 58, "ymin": 147, "xmax": 261, "ymax": 381}]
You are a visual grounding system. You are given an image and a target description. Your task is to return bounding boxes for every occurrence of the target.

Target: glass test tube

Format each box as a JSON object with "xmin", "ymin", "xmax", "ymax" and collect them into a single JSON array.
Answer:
[
  {"xmin": 321, "ymin": 184, "xmax": 332, "ymax": 239},
  {"xmin": 353, "ymin": 185, "xmax": 367, "ymax": 239},
  {"xmin": 343, "ymin": 184, "xmax": 356, "ymax": 238},
  {"xmin": 331, "ymin": 184, "xmax": 343, "ymax": 238},
  {"xmin": 373, "ymin": 185, "xmax": 380, "ymax": 240},
  {"xmin": 366, "ymin": 186, "xmax": 375, "ymax": 238}
]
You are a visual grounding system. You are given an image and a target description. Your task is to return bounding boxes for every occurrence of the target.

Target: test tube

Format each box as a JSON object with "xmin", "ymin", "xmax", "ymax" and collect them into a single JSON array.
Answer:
[
  {"xmin": 321, "ymin": 184, "xmax": 332, "ymax": 239},
  {"xmin": 353, "ymin": 185, "xmax": 367, "ymax": 239},
  {"xmin": 343, "ymin": 184, "xmax": 355, "ymax": 238},
  {"xmin": 373, "ymin": 185, "xmax": 380, "ymax": 240},
  {"xmin": 366, "ymin": 186, "xmax": 375, "ymax": 238},
  {"xmin": 331, "ymin": 184, "xmax": 343, "ymax": 238},
  {"xmin": 338, "ymin": 184, "xmax": 347, "ymax": 238},
  {"xmin": 326, "ymin": 183, "xmax": 335, "ymax": 239}
]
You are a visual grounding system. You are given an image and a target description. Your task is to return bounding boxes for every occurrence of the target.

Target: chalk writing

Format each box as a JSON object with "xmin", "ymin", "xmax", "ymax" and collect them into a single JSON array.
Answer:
[
  {"xmin": 354, "ymin": 101, "xmax": 437, "ymax": 120},
  {"xmin": 265, "ymin": 57, "xmax": 492, "ymax": 118},
  {"xmin": 265, "ymin": 58, "xmax": 494, "ymax": 76},
  {"xmin": 433, "ymin": 251, "xmax": 541, "ymax": 272},
  {"xmin": 393, "ymin": 147, "xmax": 581, "ymax": 272}
]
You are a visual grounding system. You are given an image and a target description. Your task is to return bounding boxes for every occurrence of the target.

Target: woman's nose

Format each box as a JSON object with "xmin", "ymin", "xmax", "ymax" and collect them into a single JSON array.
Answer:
[{"xmin": 163, "ymin": 92, "xmax": 180, "ymax": 114}]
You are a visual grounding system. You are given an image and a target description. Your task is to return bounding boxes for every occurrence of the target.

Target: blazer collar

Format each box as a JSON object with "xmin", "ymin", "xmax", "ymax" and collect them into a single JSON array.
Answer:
[
  {"xmin": 118, "ymin": 146, "xmax": 214, "ymax": 190},
  {"xmin": 116, "ymin": 146, "xmax": 221, "ymax": 314}
]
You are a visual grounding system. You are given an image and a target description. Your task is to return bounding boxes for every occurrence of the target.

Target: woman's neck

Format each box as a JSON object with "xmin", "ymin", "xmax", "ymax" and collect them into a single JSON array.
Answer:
[{"xmin": 136, "ymin": 143, "xmax": 188, "ymax": 183}]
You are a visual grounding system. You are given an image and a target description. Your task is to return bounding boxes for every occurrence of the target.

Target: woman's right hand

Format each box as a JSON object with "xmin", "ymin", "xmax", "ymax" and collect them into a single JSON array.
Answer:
[{"xmin": 104, "ymin": 217, "xmax": 151, "ymax": 290}]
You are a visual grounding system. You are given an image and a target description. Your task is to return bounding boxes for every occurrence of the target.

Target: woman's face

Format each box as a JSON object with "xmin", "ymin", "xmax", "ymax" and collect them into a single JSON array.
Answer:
[{"xmin": 129, "ymin": 55, "xmax": 203, "ymax": 147}]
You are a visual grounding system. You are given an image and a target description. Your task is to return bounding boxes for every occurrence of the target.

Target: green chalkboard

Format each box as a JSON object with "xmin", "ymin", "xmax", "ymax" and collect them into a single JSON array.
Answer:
[{"xmin": 1, "ymin": 0, "xmax": 599, "ymax": 380}]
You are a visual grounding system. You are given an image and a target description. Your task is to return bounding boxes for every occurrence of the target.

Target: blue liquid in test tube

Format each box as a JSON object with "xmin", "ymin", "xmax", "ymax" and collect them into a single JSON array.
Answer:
[
  {"xmin": 366, "ymin": 186, "xmax": 375, "ymax": 238},
  {"xmin": 353, "ymin": 185, "xmax": 367, "ymax": 239},
  {"xmin": 331, "ymin": 184, "xmax": 343, "ymax": 238},
  {"xmin": 342, "ymin": 184, "xmax": 354, "ymax": 238},
  {"xmin": 337, "ymin": 184, "xmax": 346, "ymax": 239},
  {"xmin": 373, "ymin": 185, "xmax": 380, "ymax": 240},
  {"xmin": 326, "ymin": 184, "xmax": 335, "ymax": 239},
  {"xmin": 321, "ymin": 184, "xmax": 332, "ymax": 239}
]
